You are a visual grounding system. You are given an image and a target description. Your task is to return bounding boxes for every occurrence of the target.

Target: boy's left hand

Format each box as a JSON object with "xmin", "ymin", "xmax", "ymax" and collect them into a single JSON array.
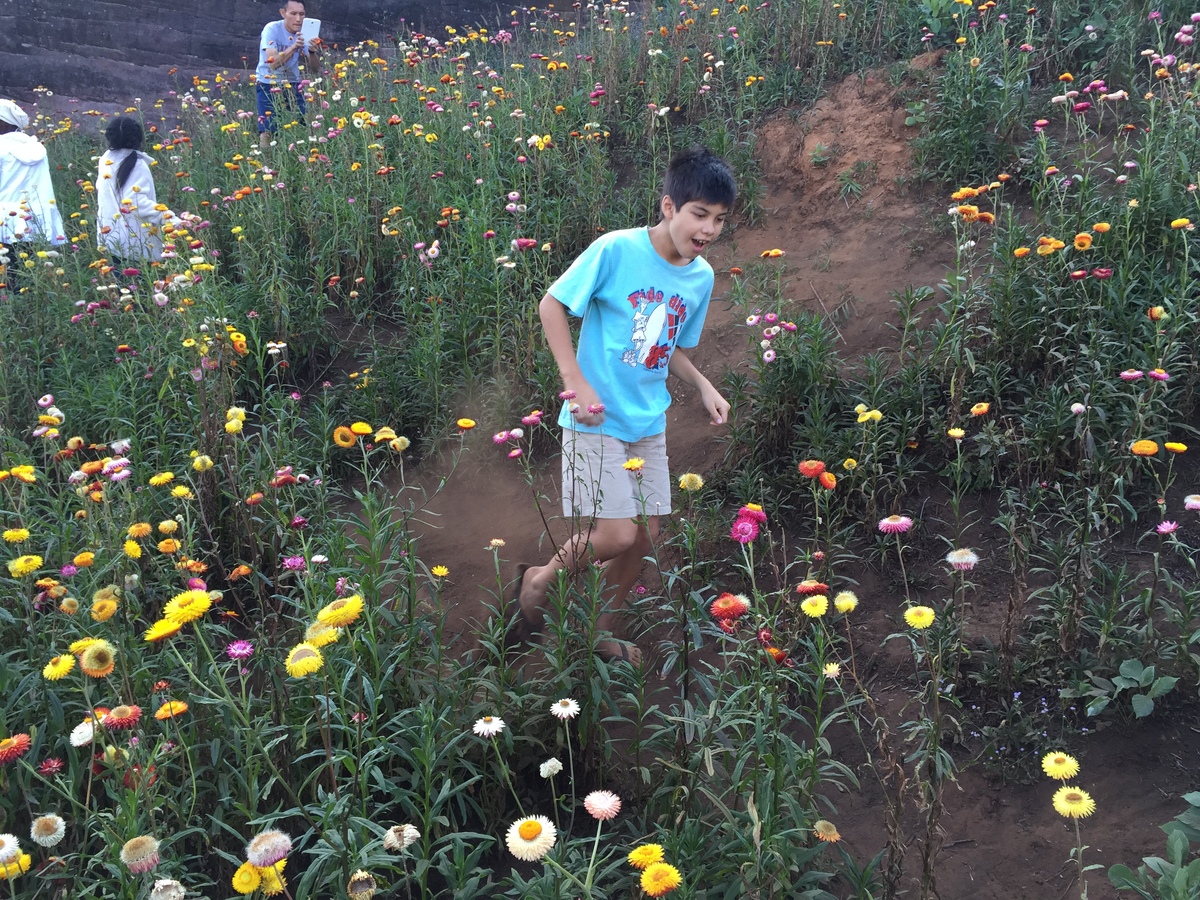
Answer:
[{"xmin": 700, "ymin": 384, "xmax": 730, "ymax": 426}]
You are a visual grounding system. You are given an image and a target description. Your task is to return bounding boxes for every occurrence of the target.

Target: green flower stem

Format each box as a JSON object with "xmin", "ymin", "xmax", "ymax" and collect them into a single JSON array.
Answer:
[
  {"xmin": 168, "ymin": 628, "xmax": 318, "ymax": 830},
  {"xmin": 542, "ymin": 853, "xmax": 592, "ymax": 897},
  {"xmin": 490, "ymin": 736, "xmax": 524, "ymax": 817},
  {"xmin": 582, "ymin": 818, "xmax": 606, "ymax": 893}
]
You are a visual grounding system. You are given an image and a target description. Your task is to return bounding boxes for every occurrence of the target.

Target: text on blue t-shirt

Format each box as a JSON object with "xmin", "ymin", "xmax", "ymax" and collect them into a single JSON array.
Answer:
[{"xmin": 549, "ymin": 227, "xmax": 714, "ymax": 442}]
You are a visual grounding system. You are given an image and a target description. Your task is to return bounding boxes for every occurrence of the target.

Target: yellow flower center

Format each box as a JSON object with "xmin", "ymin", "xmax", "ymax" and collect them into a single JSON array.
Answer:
[{"xmin": 518, "ymin": 820, "xmax": 543, "ymax": 841}]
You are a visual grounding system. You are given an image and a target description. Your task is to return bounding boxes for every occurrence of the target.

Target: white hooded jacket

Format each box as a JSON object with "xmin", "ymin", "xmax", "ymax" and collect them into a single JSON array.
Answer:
[
  {"xmin": 96, "ymin": 149, "xmax": 174, "ymax": 261},
  {"xmin": 0, "ymin": 131, "xmax": 66, "ymax": 244}
]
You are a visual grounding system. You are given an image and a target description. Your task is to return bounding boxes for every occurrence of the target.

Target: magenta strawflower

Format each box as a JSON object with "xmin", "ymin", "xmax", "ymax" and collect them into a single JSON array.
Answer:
[
  {"xmin": 282, "ymin": 555, "xmax": 306, "ymax": 572},
  {"xmin": 1157, "ymin": 521, "xmax": 1179, "ymax": 534},
  {"xmin": 226, "ymin": 640, "xmax": 255, "ymax": 660},
  {"xmin": 878, "ymin": 515, "xmax": 914, "ymax": 534},
  {"xmin": 730, "ymin": 518, "xmax": 759, "ymax": 543},
  {"xmin": 737, "ymin": 503, "xmax": 767, "ymax": 523}
]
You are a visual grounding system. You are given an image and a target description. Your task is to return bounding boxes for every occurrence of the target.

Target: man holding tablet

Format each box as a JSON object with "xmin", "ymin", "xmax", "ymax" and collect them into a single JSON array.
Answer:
[{"xmin": 256, "ymin": 0, "xmax": 320, "ymax": 148}]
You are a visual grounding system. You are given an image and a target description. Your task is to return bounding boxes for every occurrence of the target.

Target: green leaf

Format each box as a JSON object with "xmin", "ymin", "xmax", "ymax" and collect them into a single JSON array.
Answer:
[
  {"xmin": 1086, "ymin": 696, "xmax": 1110, "ymax": 717},
  {"xmin": 1130, "ymin": 693, "xmax": 1154, "ymax": 718},
  {"xmin": 1118, "ymin": 658, "xmax": 1146, "ymax": 680},
  {"xmin": 1147, "ymin": 676, "xmax": 1178, "ymax": 699}
]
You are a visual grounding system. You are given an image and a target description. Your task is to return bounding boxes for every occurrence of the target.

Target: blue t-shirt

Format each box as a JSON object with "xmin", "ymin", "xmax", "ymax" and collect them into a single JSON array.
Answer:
[
  {"xmin": 256, "ymin": 21, "xmax": 303, "ymax": 85},
  {"xmin": 549, "ymin": 227, "xmax": 714, "ymax": 442}
]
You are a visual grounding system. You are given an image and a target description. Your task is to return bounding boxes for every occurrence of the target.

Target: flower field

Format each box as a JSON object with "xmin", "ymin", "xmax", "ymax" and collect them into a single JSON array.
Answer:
[{"xmin": 1, "ymin": 0, "xmax": 1199, "ymax": 897}]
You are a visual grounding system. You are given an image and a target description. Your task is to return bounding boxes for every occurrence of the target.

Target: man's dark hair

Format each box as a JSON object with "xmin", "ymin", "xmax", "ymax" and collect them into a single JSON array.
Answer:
[
  {"xmin": 283, "ymin": 0, "xmax": 305, "ymax": 9},
  {"xmin": 663, "ymin": 146, "xmax": 736, "ymax": 210},
  {"xmin": 104, "ymin": 117, "xmax": 144, "ymax": 193}
]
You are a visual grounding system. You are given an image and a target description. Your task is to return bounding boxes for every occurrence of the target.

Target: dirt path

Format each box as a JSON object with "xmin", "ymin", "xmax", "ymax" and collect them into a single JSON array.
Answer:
[{"xmin": 398, "ymin": 68, "xmax": 1196, "ymax": 898}]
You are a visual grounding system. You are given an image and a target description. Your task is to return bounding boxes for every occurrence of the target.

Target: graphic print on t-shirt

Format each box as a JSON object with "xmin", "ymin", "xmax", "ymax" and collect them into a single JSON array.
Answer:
[{"xmin": 620, "ymin": 286, "xmax": 687, "ymax": 371}]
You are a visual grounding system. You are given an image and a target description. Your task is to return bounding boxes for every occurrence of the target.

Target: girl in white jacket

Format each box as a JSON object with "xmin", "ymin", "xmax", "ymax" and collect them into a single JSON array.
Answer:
[{"xmin": 96, "ymin": 118, "xmax": 173, "ymax": 262}]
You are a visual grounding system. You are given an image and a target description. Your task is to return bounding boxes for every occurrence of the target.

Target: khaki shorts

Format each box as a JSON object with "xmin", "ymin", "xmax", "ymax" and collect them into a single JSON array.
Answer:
[{"xmin": 561, "ymin": 430, "xmax": 671, "ymax": 520}]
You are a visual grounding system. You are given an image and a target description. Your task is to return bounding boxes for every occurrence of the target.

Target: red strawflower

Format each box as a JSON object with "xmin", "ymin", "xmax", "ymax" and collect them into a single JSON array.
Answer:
[
  {"xmin": 0, "ymin": 733, "xmax": 32, "ymax": 765},
  {"xmin": 104, "ymin": 705, "xmax": 142, "ymax": 730},
  {"xmin": 766, "ymin": 647, "xmax": 786, "ymax": 663},
  {"xmin": 710, "ymin": 592, "xmax": 750, "ymax": 620},
  {"xmin": 795, "ymin": 579, "xmax": 829, "ymax": 595},
  {"xmin": 717, "ymin": 618, "xmax": 739, "ymax": 634},
  {"xmin": 37, "ymin": 757, "xmax": 65, "ymax": 776},
  {"xmin": 798, "ymin": 459, "xmax": 826, "ymax": 479}
]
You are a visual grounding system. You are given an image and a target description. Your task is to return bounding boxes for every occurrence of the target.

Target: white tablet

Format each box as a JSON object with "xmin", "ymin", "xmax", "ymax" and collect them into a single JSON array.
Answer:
[{"xmin": 301, "ymin": 18, "xmax": 321, "ymax": 44}]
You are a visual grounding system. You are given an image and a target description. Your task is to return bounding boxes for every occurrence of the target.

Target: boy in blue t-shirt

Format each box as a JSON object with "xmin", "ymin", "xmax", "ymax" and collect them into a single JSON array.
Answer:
[{"xmin": 509, "ymin": 146, "xmax": 735, "ymax": 666}]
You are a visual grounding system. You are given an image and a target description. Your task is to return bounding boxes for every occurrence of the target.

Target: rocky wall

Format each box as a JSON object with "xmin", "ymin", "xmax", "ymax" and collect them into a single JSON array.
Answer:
[{"xmin": 0, "ymin": 0, "xmax": 505, "ymax": 103}]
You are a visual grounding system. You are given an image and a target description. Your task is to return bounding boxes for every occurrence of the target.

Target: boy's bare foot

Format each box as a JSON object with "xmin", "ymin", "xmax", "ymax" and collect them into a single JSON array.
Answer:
[{"xmin": 596, "ymin": 640, "xmax": 642, "ymax": 667}]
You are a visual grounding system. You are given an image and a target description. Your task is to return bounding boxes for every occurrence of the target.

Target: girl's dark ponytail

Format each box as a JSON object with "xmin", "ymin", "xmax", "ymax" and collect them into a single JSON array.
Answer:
[{"xmin": 104, "ymin": 117, "xmax": 145, "ymax": 194}]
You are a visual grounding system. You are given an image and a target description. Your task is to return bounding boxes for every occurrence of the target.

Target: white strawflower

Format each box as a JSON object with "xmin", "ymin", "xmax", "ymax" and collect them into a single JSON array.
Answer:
[
  {"xmin": 505, "ymin": 816, "xmax": 556, "ymax": 861},
  {"xmin": 383, "ymin": 824, "xmax": 421, "ymax": 852},
  {"xmin": 539, "ymin": 758, "xmax": 563, "ymax": 778},
  {"xmin": 472, "ymin": 716, "xmax": 506, "ymax": 737},
  {"xmin": 150, "ymin": 880, "xmax": 185, "ymax": 900},
  {"xmin": 30, "ymin": 815, "xmax": 65, "ymax": 848},
  {"xmin": 69, "ymin": 721, "xmax": 95, "ymax": 747},
  {"xmin": 0, "ymin": 834, "xmax": 20, "ymax": 864},
  {"xmin": 549, "ymin": 698, "xmax": 580, "ymax": 720}
]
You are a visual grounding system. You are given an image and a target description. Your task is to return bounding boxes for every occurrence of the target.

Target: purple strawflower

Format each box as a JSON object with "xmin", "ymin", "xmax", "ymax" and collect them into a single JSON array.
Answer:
[
  {"xmin": 60, "ymin": 564, "xmax": 78, "ymax": 577},
  {"xmin": 282, "ymin": 555, "xmax": 306, "ymax": 572},
  {"xmin": 226, "ymin": 640, "xmax": 255, "ymax": 660}
]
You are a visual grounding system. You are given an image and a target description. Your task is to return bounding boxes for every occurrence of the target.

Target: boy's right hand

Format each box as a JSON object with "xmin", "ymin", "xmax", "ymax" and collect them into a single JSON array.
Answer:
[{"xmin": 568, "ymin": 384, "xmax": 605, "ymax": 427}]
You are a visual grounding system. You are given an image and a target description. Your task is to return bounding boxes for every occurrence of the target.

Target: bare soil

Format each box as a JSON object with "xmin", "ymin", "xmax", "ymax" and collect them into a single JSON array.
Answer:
[{"xmin": 399, "ymin": 68, "xmax": 1198, "ymax": 898}]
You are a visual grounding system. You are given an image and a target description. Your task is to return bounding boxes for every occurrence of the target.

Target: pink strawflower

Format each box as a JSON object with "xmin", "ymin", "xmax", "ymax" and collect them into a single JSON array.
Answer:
[
  {"xmin": 878, "ymin": 515, "xmax": 914, "ymax": 534},
  {"xmin": 945, "ymin": 548, "xmax": 979, "ymax": 571},
  {"xmin": 1185, "ymin": 494, "xmax": 1200, "ymax": 511},
  {"xmin": 1119, "ymin": 369, "xmax": 1144, "ymax": 381},
  {"xmin": 1148, "ymin": 368, "xmax": 1170, "ymax": 381},
  {"xmin": 583, "ymin": 790, "xmax": 622, "ymax": 821},
  {"xmin": 282, "ymin": 555, "xmax": 306, "ymax": 572},
  {"xmin": 493, "ymin": 431, "xmax": 510, "ymax": 444},
  {"xmin": 1157, "ymin": 520, "xmax": 1179, "ymax": 534},
  {"xmin": 246, "ymin": 829, "xmax": 292, "ymax": 867}
]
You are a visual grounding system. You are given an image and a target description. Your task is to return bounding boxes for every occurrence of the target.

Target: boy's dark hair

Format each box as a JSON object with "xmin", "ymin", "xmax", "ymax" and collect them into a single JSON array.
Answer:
[
  {"xmin": 663, "ymin": 146, "xmax": 736, "ymax": 210},
  {"xmin": 104, "ymin": 117, "xmax": 144, "ymax": 193}
]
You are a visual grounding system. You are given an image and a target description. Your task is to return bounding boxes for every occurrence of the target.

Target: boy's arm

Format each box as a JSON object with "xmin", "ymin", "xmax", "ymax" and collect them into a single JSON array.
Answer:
[
  {"xmin": 539, "ymin": 293, "xmax": 605, "ymax": 427},
  {"xmin": 669, "ymin": 348, "xmax": 730, "ymax": 426}
]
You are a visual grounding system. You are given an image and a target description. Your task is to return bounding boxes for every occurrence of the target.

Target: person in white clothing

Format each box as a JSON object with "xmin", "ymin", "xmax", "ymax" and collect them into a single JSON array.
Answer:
[
  {"xmin": 0, "ymin": 99, "xmax": 66, "ymax": 248},
  {"xmin": 96, "ymin": 117, "xmax": 173, "ymax": 263}
]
